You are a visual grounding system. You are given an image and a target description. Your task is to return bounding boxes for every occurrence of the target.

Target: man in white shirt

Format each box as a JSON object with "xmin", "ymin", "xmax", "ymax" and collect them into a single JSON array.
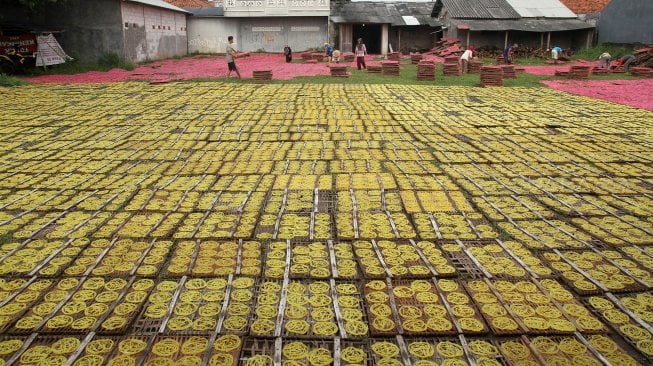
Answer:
[
  {"xmin": 226, "ymin": 36, "xmax": 241, "ymax": 79},
  {"xmin": 460, "ymin": 48, "xmax": 473, "ymax": 73}
]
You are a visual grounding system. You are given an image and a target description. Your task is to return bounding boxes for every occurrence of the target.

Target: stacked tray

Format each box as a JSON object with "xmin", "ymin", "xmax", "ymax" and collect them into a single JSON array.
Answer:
[
  {"xmin": 381, "ymin": 61, "xmax": 400, "ymax": 76},
  {"xmin": 480, "ymin": 66, "xmax": 503, "ymax": 87},
  {"xmin": 443, "ymin": 61, "xmax": 461, "ymax": 76},
  {"xmin": 329, "ymin": 65, "xmax": 350, "ymax": 78},
  {"xmin": 568, "ymin": 65, "xmax": 591, "ymax": 79},
  {"xmin": 252, "ymin": 70, "xmax": 272, "ymax": 81},
  {"xmin": 631, "ymin": 67, "xmax": 653, "ymax": 77},
  {"xmin": 387, "ymin": 52, "xmax": 401, "ymax": 61},
  {"xmin": 411, "ymin": 53, "xmax": 423, "ymax": 64},
  {"xmin": 367, "ymin": 62, "xmax": 382, "ymax": 74},
  {"xmin": 501, "ymin": 65, "xmax": 516, "ymax": 79},
  {"xmin": 417, "ymin": 60, "xmax": 436, "ymax": 80},
  {"xmin": 468, "ymin": 60, "xmax": 482, "ymax": 74}
]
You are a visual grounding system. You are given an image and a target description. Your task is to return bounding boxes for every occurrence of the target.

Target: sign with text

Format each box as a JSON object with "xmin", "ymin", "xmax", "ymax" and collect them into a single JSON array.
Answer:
[
  {"xmin": 0, "ymin": 34, "xmax": 37, "ymax": 55},
  {"xmin": 36, "ymin": 34, "xmax": 70, "ymax": 66}
]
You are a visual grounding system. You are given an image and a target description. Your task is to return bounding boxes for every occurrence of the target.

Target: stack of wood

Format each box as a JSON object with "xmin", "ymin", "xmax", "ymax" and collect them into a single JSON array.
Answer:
[
  {"xmin": 387, "ymin": 52, "xmax": 401, "ymax": 61},
  {"xmin": 367, "ymin": 62, "xmax": 382, "ymax": 74},
  {"xmin": 252, "ymin": 70, "xmax": 272, "ymax": 81},
  {"xmin": 424, "ymin": 37, "xmax": 462, "ymax": 57},
  {"xmin": 468, "ymin": 60, "xmax": 483, "ymax": 74},
  {"xmin": 416, "ymin": 60, "xmax": 436, "ymax": 80},
  {"xmin": 329, "ymin": 65, "xmax": 350, "ymax": 78},
  {"xmin": 634, "ymin": 46, "xmax": 653, "ymax": 67},
  {"xmin": 342, "ymin": 52, "xmax": 355, "ymax": 62},
  {"xmin": 568, "ymin": 65, "xmax": 591, "ymax": 79},
  {"xmin": 501, "ymin": 65, "xmax": 516, "ymax": 79},
  {"xmin": 630, "ymin": 67, "xmax": 653, "ymax": 77},
  {"xmin": 443, "ymin": 56, "xmax": 461, "ymax": 76},
  {"xmin": 411, "ymin": 53, "xmax": 423, "ymax": 64},
  {"xmin": 554, "ymin": 70, "xmax": 569, "ymax": 77},
  {"xmin": 382, "ymin": 60, "xmax": 400, "ymax": 76},
  {"xmin": 480, "ymin": 66, "xmax": 503, "ymax": 87}
]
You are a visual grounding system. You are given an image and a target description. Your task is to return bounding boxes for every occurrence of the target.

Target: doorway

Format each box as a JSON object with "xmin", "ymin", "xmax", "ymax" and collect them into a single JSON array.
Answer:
[{"xmin": 352, "ymin": 23, "xmax": 382, "ymax": 54}]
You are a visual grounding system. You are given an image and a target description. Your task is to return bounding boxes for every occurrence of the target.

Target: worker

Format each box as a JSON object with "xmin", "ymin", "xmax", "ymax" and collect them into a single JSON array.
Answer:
[
  {"xmin": 551, "ymin": 46, "xmax": 562, "ymax": 64},
  {"xmin": 332, "ymin": 49, "xmax": 341, "ymax": 63},
  {"xmin": 597, "ymin": 52, "xmax": 611, "ymax": 70},
  {"xmin": 503, "ymin": 44, "xmax": 517, "ymax": 64},
  {"xmin": 324, "ymin": 43, "xmax": 334, "ymax": 62},
  {"xmin": 460, "ymin": 47, "xmax": 474, "ymax": 73},
  {"xmin": 620, "ymin": 54, "xmax": 636, "ymax": 72}
]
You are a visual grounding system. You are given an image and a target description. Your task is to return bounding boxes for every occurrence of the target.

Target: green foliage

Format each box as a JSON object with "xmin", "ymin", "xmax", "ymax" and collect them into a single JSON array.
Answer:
[
  {"xmin": 97, "ymin": 52, "xmax": 135, "ymax": 71},
  {"xmin": 0, "ymin": 73, "xmax": 27, "ymax": 86},
  {"xmin": 573, "ymin": 44, "xmax": 636, "ymax": 61},
  {"xmin": 1, "ymin": 0, "xmax": 68, "ymax": 11}
]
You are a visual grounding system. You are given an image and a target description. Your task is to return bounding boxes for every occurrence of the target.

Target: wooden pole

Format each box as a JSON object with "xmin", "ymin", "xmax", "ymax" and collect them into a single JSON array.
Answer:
[
  {"xmin": 546, "ymin": 32, "xmax": 551, "ymax": 49},
  {"xmin": 466, "ymin": 29, "xmax": 470, "ymax": 49},
  {"xmin": 540, "ymin": 33, "xmax": 544, "ymax": 49},
  {"xmin": 586, "ymin": 30, "xmax": 592, "ymax": 48},
  {"xmin": 504, "ymin": 31, "xmax": 508, "ymax": 48}
]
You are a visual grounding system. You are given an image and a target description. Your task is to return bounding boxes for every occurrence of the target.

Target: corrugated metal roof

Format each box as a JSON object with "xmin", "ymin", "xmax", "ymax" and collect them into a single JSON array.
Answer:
[
  {"xmin": 187, "ymin": 7, "xmax": 224, "ymax": 16},
  {"xmin": 437, "ymin": 0, "xmax": 520, "ymax": 19},
  {"xmin": 331, "ymin": 2, "xmax": 440, "ymax": 26},
  {"xmin": 127, "ymin": 0, "xmax": 189, "ymax": 13},
  {"xmin": 504, "ymin": 0, "xmax": 577, "ymax": 18},
  {"xmin": 457, "ymin": 18, "xmax": 592, "ymax": 31}
]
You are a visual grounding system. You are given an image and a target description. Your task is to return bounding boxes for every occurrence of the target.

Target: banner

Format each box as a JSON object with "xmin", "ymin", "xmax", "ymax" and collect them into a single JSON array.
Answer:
[
  {"xmin": 0, "ymin": 34, "xmax": 37, "ymax": 55},
  {"xmin": 36, "ymin": 33, "xmax": 72, "ymax": 67}
]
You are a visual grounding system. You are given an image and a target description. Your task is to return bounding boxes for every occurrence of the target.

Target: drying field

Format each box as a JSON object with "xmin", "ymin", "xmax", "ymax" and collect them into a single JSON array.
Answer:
[{"xmin": 0, "ymin": 82, "xmax": 652, "ymax": 366}]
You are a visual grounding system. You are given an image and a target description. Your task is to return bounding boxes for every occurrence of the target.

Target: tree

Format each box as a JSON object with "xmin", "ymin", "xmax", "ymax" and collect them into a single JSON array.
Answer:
[{"xmin": 0, "ymin": 0, "xmax": 68, "ymax": 12}]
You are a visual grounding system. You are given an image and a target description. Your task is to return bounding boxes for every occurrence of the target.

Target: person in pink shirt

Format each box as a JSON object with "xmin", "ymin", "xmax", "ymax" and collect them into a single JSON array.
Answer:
[{"xmin": 355, "ymin": 38, "xmax": 367, "ymax": 70}]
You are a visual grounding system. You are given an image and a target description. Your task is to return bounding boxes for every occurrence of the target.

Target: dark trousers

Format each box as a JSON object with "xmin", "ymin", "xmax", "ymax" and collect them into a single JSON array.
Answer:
[
  {"xmin": 623, "ymin": 56, "xmax": 635, "ymax": 72},
  {"xmin": 356, "ymin": 56, "xmax": 366, "ymax": 70}
]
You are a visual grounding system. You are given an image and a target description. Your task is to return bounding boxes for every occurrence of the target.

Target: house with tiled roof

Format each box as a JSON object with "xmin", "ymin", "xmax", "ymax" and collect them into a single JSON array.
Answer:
[
  {"xmin": 432, "ymin": 0, "xmax": 595, "ymax": 50},
  {"xmin": 1, "ymin": 0, "xmax": 189, "ymax": 63},
  {"xmin": 558, "ymin": 0, "xmax": 610, "ymax": 14}
]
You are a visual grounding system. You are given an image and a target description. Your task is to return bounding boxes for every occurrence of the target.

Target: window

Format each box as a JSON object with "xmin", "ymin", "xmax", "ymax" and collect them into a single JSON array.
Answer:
[{"xmin": 124, "ymin": 22, "xmax": 129, "ymax": 28}]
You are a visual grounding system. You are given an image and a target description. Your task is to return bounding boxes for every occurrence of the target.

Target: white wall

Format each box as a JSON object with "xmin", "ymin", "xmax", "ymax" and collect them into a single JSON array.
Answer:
[
  {"xmin": 187, "ymin": 17, "xmax": 327, "ymax": 53},
  {"xmin": 121, "ymin": 2, "xmax": 188, "ymax": 62},
  {"xmin": 188, "ymin": 17, "xmax": 240, "ymax": 53},
  {"xmin": 224, "ymin": 0, "xmax": 329, "ymax": 17}
]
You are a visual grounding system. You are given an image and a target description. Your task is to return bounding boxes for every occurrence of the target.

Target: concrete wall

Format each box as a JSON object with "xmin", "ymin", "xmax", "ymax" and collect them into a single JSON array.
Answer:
[
  {"xmin": 45, "ymin": 0, "xmax": 124, "ymax": 63},
  {"xmin": 187, "ymin": 16, "xmax": 326, "ymax": 53},
  {"xmin": 598, "ymin": 0, "xmax": 653, "ymax": 44},
  {"xmin": 239, "ymin": 17, "xmax": 327, "ymax": 52},
  {"xmin": 121, "ymin": 2, "xmax": 188, "ymax": 62},
  {"xmin": 188, "ymin": 17, "xmax": 239, "ymax": 53}
]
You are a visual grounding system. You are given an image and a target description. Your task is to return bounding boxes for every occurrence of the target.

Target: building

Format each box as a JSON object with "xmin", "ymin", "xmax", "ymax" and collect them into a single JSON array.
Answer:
[
  {"xmin": 0, "ymin": 0, "xmax": 189, "ymax": 63},
  {"xmin": 558, "ymin": 0, "xmax": 609, "ymax": 27},
  {"xmin": 597, "ymin": 0, "xmax": 653, "ymax": 44},
  {"xmin": 330, "ymin": 1, "xmax": 440, "ymax": 55},
  {"xmin": 432, "ymin": 0, "xmax": 594, "ymax": 50},
  {"xmin": 168, "ymin": 0, "xmax": 329, "ymax": 53}
]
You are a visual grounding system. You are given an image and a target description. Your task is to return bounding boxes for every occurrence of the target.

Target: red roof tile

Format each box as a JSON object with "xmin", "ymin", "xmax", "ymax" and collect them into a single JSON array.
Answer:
[
  {"xmin": 558, "ymin": 0, "xmax": 610, "ymax": 14},
  {"xmin": 163, "ymin": 0, "xmax": 212, "ymax": 8}
]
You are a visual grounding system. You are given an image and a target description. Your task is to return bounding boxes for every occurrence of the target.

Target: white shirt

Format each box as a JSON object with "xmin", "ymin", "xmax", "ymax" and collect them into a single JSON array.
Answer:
[{"xmin": 461, "ymin": 50, "xmax": 473, "ymax": 61}]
